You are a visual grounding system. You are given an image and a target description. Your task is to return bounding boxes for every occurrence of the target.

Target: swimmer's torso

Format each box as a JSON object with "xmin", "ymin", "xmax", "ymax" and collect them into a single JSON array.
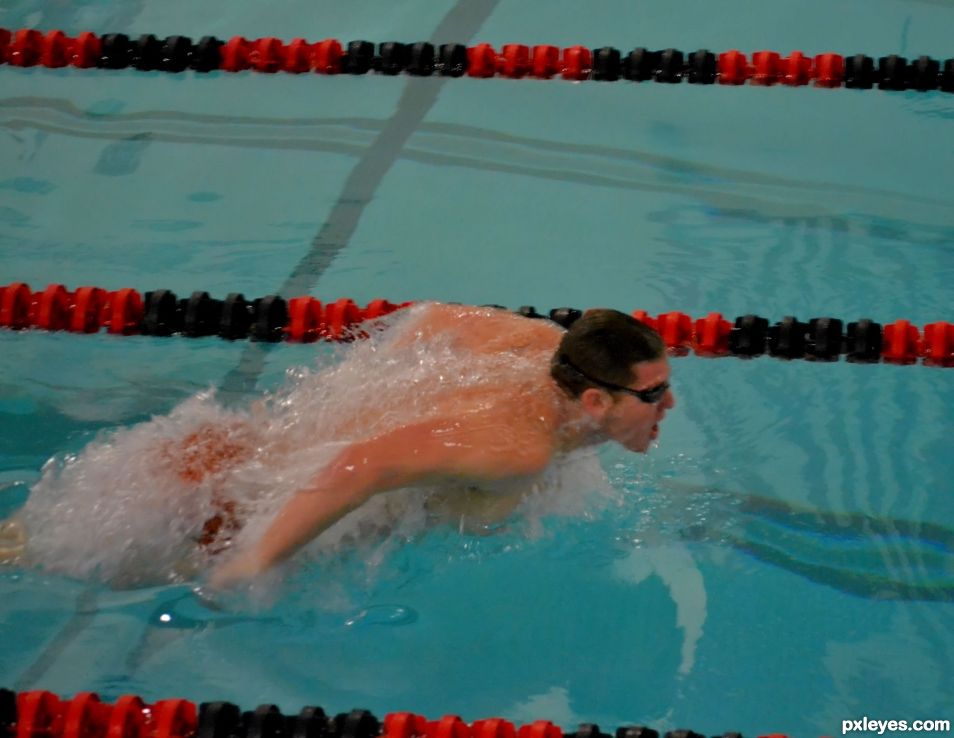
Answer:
[{"xmin": 422, "ymin": 477, "xmax": 536, "ymax": 532}]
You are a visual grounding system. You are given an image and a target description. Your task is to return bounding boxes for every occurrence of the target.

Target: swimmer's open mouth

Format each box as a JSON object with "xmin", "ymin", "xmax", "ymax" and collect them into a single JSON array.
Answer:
[{"xmin": 651, "ymin": 423, "xmax": 660, "ymax": 439}]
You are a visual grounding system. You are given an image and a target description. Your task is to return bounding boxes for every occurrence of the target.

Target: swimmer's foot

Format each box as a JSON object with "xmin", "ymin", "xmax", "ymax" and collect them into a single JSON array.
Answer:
[{"xmin": 0, "ymin": 519, "xmax": 27, "ymax": 564}]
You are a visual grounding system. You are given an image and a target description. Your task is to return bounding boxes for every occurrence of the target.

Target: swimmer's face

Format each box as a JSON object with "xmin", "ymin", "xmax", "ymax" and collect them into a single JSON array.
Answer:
[{"xmin": 581, "ymin": 358, "xmax": 675, "ymax": 453}]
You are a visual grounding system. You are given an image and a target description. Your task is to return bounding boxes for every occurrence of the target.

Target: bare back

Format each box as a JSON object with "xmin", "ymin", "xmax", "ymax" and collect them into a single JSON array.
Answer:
[{"xmin": 331, "ymin": 303, "xmax": 567, "ymax": 440}]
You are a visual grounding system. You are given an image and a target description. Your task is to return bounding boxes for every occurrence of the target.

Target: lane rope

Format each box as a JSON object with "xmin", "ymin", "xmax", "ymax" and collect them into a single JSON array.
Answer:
[
  {"xmin": 2, "ymin": 28, "xmax": 952, "ymax": 92},
  {"xmin": 0, "ymin": 688, "xmax": 771, "ymax": 738},
  {"xmin": 1, "ymin": 282, "xmax": 952, "ymax": 366}
]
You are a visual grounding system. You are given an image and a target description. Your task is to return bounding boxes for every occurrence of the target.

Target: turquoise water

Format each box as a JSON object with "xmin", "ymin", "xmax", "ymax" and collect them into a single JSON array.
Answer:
[{"xmin": 1, "ymin": 1, "xmax": 954, "ymax": 737}]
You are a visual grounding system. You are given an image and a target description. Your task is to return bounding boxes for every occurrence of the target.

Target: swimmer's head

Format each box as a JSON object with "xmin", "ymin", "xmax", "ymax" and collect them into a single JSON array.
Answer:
[{"xmin": 551, "ymin": 309, "xmax": 674, "ymax": 452}]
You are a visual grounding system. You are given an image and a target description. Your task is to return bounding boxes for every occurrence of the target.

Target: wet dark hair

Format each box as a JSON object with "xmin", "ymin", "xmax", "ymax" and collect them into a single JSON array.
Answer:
[{"xmin": 550, "ymin": 309, "xmax": 666, "ymax": 398}]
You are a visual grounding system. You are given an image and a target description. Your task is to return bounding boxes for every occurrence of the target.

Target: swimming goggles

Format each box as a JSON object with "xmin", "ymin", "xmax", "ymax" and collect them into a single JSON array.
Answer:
[{"xmin": 558, "ymin": 354, "xmax": 670, "ymax": 404}]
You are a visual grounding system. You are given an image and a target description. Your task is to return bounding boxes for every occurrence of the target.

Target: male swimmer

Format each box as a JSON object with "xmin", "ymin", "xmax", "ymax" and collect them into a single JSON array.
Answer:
[
  {"xmin": 209, "ymin": 303, "xmax": 675, "ymax": 587},
  {"xmin": 0, "ymin": 303, "xmax": 674, "ymax": 586}
]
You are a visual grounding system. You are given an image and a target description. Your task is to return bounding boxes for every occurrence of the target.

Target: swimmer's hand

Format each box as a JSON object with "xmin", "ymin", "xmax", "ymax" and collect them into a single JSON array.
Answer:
[{"xmin": 208, "ymin": 551, "xmax": 263, "ymax": 589}]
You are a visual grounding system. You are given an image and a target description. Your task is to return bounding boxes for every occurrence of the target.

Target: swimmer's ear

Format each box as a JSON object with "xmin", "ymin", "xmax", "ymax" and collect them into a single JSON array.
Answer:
[{"xmin": 577, "ymin": 386, "xmax": 613, "ymax": 418}]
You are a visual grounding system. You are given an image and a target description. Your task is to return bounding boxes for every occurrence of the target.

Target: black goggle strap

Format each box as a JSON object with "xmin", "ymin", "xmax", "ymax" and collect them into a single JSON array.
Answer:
[{"xmin": 558, "ymin": 354, "xmax": 667, "ymax": 404}]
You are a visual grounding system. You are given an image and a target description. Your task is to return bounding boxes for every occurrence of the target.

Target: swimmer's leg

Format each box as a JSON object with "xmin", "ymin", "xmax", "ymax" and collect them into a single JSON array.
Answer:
[{"xmin": 0, "ymin": 518, "xmax": 27, "ymax": 563}]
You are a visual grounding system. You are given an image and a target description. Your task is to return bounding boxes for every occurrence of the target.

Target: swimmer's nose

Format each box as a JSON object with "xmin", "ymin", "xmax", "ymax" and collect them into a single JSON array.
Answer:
[{"xmin": 661, "ymin": 387, "xmax": 676, "ymax": 412}]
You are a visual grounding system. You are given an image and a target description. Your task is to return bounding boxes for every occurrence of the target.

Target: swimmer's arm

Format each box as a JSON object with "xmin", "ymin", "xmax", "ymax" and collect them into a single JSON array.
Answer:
[{"xmin": 211, "ymin": 419, "xmax": 550, "ymax": 585}]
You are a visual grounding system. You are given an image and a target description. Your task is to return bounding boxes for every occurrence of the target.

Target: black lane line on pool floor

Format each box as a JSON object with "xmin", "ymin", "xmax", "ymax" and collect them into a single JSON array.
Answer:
[
  {"xmin": 216, "ymin": 0, "xmax": 502, "ymax": 404},
  {"xmin": 13, "ymin": 588, "xmax": 99, "ymax": 690}
]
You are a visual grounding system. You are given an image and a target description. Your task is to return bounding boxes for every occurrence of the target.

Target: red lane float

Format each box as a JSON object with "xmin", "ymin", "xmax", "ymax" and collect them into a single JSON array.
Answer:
[
  {"xmin": 105, "ymin": 696, "xmax": 147, "ymax": 738},
  {"xmin": 814, "ymin": 53, "xmax": 845, "ymax": 87},
  {"xmin": 71, "ymin": 32, "xmax": 101, "ymax": 68},
  {"xmin": 16, "ymin": 691, "xmax": 62, "ymax": 738},
  {"xmin": 516, "ymin": 721, "xmax": 562, "ymax": 738},
  {"xmin": 102, "ymin": 288, "xmax": 145, "ymax": 335},
  {"xmin": 500, "ymin": 44, "xmax": 530, "ymax": 78},
  {"xmin": 655, "ymin": 311, "xmax": 694, "ymax": 355},
  {"xmin": 39, "ymin": 30, "xmax": 69, "ymax": 68},
  {"xmin": 426, "ymin": 716, "xmax": 470, "ymax": 738},
  {"xmin": 33, "ymin": 284, "xmax": 71, "ymax": 330},
  {"xmin": 70, "ymin": 287, "xmax": 109, "ymax": 334},
  {"xmin": 221, "ymin": 36, "xmax": 252, "ymax": 72},
  {"xmin": 11, "ymin": 692, "xmax": 197, "ymax": 738},
  {"xmin": 8, "ymin": 29, "xmax": 43, "ymax": 67},
  {"xmin": 531, "ymin": 45, "xmax": 561, "ymax": 78},
  {"xmin": 323, "ymin": 297, "xmax": 363, "ymax": 341},
  {"xmin": 1, "ymin": 29, "xmax": 100, "ymax": 68},
  {"xmin": 781, "ymin": 51, "xmax": 813, "ymax": 85},
  {"xmin": 467, "ymin": 43, "xmax": 497, "ymax": 78},
  {"xmin": 882, "ymin": 319, "xmax": 921, "ymax": 364},
  {"xmin": 384, "ymin": 713, "xmax": 430, "ymax": 738},
  {"xmin": 287, "ymin": 296, "xmax": 324, "ymax": 342},
  {"xmin": 0, "ymin": 282, "xmax": 32, "ymax": 329},
  {"xmin": 718, "ymin": 50, "xmax": 750, "ymax": 85},
  {"xmin": 751, "ymin": 51, "xmax": 781, "ymax": 85},
  {"xmin": 923, "ymin": 321, "xmax": 954, "ymax": 366},
  {"xmin": 471, "ymin": 720, "xmax": 517, "ymax": 738},
  {"xmin": 282, "ymin": 38, "xmax": 311, "ymax": 73},
  {"xmin": 630, "ymin": 310, "xmax": 657, "ymax": 331},
  {"xmin": 150, "ymin": 700, "xmax": 196, "ymax": 738},
  {"xmin": 312, "ymin": 39, "xmax": 343, "ymax": 74},
  {"xmin": 693, "ymin": 312, "xmax": 732, "ymax": 356},
  {"xmin": 364, "ymin": 299, "xmax": 399, "ymax": 321},
  {"xmin": 248, "ymin": 38, "xmax": 286, "ymax": 73},
  {"xmin": 61, "ymin": 693, "xmax": 109, "ymax": 738},
  {"xmin": 561, "ymin": 46, "xmax": 593, "ymax": 81}
]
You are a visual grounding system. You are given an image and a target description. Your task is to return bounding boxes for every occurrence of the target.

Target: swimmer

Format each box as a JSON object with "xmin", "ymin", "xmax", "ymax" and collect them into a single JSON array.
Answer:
[{"xmin": 209, "ymin": 303, "xmax": 675, "ymax": 587}]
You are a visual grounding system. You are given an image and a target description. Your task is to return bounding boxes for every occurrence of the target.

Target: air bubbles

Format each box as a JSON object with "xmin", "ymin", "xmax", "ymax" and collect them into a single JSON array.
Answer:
[{"xmin": 344, "ymin": 604, "xmax": 418, "ymax": 627}]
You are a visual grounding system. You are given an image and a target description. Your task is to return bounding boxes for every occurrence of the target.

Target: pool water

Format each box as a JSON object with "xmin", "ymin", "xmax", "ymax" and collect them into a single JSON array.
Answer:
[{"xmin": 1, "ymin": 1, "xmax": 953, "ymax": 736}]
